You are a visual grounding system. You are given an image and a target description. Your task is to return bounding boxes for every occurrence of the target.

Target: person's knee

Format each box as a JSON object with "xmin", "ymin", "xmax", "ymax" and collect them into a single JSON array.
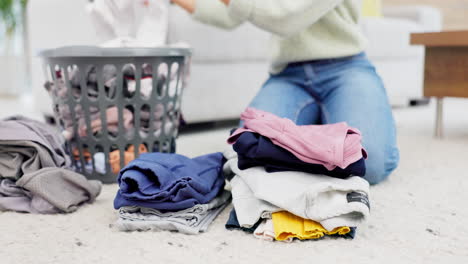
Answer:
[{"xmin": 363, "ymin": 146, "xmax": 400, "ymax": 185}]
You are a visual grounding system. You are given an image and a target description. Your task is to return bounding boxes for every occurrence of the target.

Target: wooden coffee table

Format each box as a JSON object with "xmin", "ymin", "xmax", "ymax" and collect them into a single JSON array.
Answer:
[{"xmin": 411, "ymin": 30, "xmax": 468, "ymax": 138}]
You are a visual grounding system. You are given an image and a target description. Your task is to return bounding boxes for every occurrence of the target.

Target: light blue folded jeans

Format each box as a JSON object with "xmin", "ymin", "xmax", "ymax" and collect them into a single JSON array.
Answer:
[
  {"xmin": 247, "ymin": 53, "xmax": 399, "ymax": 185},
  {"xmin": 116, "ymin": 190, "xmax": 231, "ymax": 235}
]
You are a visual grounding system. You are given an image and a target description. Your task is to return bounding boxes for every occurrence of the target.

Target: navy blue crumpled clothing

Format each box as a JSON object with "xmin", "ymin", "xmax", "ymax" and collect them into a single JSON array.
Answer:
[
  {"xmin": 233, "ymin": 132, "xmax": 366, "ymax": 178},
  {"xmin": 225, "ymin": 208, "xmax": 261, "ymax": 233},
  {"xmin": 330, "ymin": 227, "xmax": 356, "ymax": 240},
  {"xmin": 114, "ymin": 152, "xmax": 226, "ymax": 211}
]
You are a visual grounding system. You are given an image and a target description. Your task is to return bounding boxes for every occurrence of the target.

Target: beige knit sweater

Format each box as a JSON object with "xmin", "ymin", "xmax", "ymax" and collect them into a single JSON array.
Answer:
[{"xmin": 192, "ymin": 0, "xmax": 367, "ymax": 73}]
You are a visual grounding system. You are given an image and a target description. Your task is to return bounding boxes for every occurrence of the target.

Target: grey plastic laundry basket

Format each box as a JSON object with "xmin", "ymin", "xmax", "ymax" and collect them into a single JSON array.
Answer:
[{"xmin": 40, "ymin": 46, "xmax": 191, "ymax": 183}]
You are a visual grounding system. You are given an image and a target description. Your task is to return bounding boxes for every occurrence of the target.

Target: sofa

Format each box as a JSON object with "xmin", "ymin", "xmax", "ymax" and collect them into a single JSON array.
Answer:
[{"xmin": 27, "ymin": 1, "xmax": 442, "ymax": 124}]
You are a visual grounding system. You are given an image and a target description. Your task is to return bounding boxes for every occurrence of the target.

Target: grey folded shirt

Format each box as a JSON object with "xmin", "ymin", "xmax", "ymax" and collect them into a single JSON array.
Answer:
[{"xmin": 116, "ymin": 190, "xmax": 231, "ymax": 235}]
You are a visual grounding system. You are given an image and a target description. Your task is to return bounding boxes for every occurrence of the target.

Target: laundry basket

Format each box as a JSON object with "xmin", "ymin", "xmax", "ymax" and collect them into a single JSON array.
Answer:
[{"xmin": 40, "ymin": 46, "xmax": 191, "ymax": 183}]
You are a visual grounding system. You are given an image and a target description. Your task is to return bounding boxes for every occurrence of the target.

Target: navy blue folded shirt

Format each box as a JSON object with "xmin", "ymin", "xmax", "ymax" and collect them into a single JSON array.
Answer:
[
  {"xmin": 114, "ymin": 152, "xmax": 226, "ymax": 211},
  {"xmin": 233, "ymin": 131, "xmax": 366, "ymax": 178}
]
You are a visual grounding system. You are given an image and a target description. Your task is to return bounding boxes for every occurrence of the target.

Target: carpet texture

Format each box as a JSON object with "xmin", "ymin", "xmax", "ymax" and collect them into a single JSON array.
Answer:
[{"xmin": 0, "ymin": 97, "xmax": 467, "ymax": 263}]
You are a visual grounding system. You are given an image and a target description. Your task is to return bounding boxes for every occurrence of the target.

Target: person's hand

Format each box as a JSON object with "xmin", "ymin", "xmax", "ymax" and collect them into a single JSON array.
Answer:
[
  {"xmin": 220, "ymin": 0, "xmax": 230, "ymax": 5},
  {"xmin": 171, "ymin": 0, "xmax": 195, "ymax": 14}
]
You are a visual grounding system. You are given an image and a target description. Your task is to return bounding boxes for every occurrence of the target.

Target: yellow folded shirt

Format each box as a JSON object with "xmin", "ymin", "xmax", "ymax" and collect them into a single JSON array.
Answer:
[{"xmin": 272, "ymin": 211, "xmax": 351, "ymax": 241}]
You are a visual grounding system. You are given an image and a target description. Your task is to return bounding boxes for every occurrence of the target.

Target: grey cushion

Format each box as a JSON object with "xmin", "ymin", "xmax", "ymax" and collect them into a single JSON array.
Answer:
[{"xmin": 361, "ymin": 17, "xmax": 424, "ymax": 59}]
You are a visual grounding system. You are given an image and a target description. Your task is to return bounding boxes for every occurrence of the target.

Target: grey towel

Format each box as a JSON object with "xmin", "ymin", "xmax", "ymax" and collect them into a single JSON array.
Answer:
[
  {"xmin": 0, "ymin": 141, "xmax": 58, "ymax": 180},
  {"xmin": 16, "ymin": 167, "xmax": 102, "ymax": 213},
  {"xmin": 0, "ymin": 178, "xmax": 59, "ymax": 214},
  {"xmin": 0, "ymin": 117, "xmax": 102, "ymax": 214},
  {"xmin": 0, "ymin": 116, "xmax": 70, "ymax": 171},
  {"xmin": 0, "ymin": 116, "xmax": 71, "ymax": 180}
]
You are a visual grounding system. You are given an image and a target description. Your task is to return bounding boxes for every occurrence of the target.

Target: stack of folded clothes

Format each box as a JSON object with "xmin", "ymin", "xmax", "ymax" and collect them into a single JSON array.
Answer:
[
  {"xmin": 224, "ymin": 108, "xmax": 370, "ymax": 242},
  {"xmin": 113, "ymin": 152, "xmax": 231, "ymax": 235}
]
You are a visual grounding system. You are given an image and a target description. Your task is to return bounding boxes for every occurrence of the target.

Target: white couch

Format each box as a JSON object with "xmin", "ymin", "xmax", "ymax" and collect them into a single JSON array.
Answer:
[
  {"xmin": 27, "ymin": 1, "xmax": 442, "ymax": 124},
  {"xmin": 362, "ymin": 6, "xmax": 442, "ymax": 106}
]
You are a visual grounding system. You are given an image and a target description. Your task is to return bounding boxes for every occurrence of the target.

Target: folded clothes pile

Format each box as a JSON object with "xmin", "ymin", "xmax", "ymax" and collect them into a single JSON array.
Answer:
[
  {"xmin": 224, "ymin": 108, "xmax": 370, "ymax": 242},
  {"xmin": 113, "ymin": 152, "xmax": 230, "ymax": 234},
  {"xmin": 0, "ymin": 116, "xmax": 102, "ymax": 214}
]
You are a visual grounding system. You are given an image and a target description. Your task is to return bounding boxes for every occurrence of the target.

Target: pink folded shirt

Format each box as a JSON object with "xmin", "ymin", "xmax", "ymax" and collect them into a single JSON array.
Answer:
[{"xmin": 228, "ymin": 108, "xmax": 367, "ymax": 170}]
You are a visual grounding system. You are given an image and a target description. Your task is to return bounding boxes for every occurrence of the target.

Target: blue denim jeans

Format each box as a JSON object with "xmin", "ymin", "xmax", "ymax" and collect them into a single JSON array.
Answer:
[{"xmin": 248, "ymin": 53, "xmax": 399, "ymax": 185}]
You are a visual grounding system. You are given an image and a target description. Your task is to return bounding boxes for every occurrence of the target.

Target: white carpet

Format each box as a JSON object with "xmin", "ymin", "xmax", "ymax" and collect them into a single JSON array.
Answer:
[{"xmin": 0, "ymin": 97, "xmax": 467, "ymax": 263}]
